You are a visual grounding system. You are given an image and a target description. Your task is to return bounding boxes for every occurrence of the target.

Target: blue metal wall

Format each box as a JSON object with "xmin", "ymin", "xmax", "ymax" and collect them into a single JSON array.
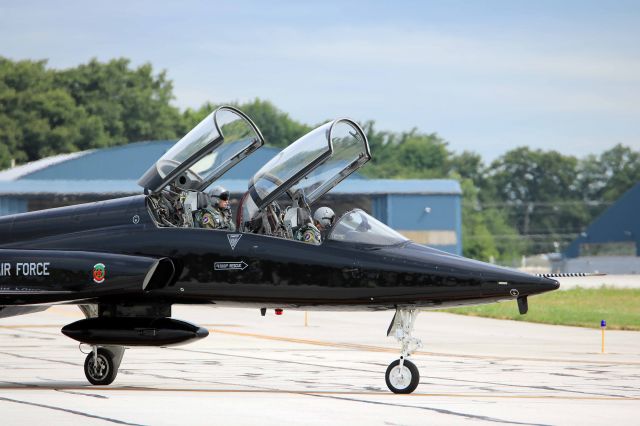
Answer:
[
  {"xmin": 565, "ymin": 182, "xmax": 640, "ymax": 258},
  {"xmin": 21, "ymin": 142, "xmax": 283, "ymax": 181},
  {"xmin": 372, "ymin": 193, "xmax": 462, "ymax": 255},
  {"xmin": 372, "ymin": 196, "xmax": 388, "ymax": 223},
  {"xmin": 0, "ymin": 197, "xmax": 28, "ymax": 216}
]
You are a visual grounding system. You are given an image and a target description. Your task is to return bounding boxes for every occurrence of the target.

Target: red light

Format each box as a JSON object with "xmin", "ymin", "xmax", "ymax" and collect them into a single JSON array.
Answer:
[{"xmin": 275, "ymin": 309, "xmax": 283, "ymax": 315}]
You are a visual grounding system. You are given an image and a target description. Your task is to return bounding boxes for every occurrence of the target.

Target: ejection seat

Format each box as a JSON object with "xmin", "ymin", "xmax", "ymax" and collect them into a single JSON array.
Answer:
[{"xmin": 283, "ymin": 206, "xmax": 313, "ymax": 238}]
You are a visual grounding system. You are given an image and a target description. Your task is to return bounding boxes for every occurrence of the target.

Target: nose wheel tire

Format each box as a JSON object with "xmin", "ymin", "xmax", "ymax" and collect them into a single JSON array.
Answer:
[
  {"xmin": 385, "ymin": 359, "xmax": 419, "ymax": 394},
  {"xmin": 84, "ymin": 348, "xmax": 117, "ymax": 385}
]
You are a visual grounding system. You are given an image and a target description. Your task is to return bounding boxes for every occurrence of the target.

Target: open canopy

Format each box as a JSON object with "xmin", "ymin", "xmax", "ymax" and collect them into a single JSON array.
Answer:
[
  {"xmin": 247, "ymin": 118, "xmax": 370, "ymax": 209},
  {"xmin": 138, "ymin": 106, "xmax": 264, "ymax": 193}
]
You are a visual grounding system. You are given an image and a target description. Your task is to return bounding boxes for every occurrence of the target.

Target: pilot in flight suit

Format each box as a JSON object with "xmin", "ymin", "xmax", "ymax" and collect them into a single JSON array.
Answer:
[
  {"xmin": 287, "ymin": 204, "xmax": 325, "ymax": 245},
  {"xmin": 313, "ymin": 206, "xmax": 336, "ymax": 240},
  {"xmin": 294, "ymin": 220, "xmax": 321, "ymax": 245},
  {"xmin": 194, "ymin": 186, "xmax": 236, "ymax": 231}
]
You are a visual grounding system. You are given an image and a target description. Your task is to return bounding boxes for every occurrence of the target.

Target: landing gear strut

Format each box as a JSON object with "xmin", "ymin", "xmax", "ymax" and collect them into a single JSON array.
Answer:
[
  {"xmin": 83, "ymin": 346, "xmax": 124, "ymax": 385},
  {"xmin": 78, "ymin": 305, "xmax": 124, "ymax": 386},
  {"xmin": 385, "ymin": 308, "xmax": 422, "ymax": 394}
]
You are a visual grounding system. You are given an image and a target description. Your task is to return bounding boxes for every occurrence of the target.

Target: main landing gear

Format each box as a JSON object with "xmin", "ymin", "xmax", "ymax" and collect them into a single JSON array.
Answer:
[
  {"xmin": 78, "ymin": 306, "xmax": 125, "ymax": 386},
  {"xmin": 385, "ymin": 308, "xmax": 422, "ymax": 394},
  {"xmin": 83, "ymin": 346, "xmax": 125, "ymax": 385}
]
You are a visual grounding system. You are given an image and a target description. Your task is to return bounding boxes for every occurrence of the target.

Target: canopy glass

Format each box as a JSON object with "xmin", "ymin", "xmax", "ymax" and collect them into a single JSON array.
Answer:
[
  {"xmin": 248, "ymin": 119, "xmax": 370, "ymax": 209},
  {"xmin": 138, "ymin": 106, "xmax": 264, "ymax": 193}
]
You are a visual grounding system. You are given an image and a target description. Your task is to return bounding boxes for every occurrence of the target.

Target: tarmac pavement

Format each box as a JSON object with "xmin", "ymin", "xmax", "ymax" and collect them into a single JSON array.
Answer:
[{"xmin": 0, "ymin": 305, "xmax": 639, "ymax": 425}]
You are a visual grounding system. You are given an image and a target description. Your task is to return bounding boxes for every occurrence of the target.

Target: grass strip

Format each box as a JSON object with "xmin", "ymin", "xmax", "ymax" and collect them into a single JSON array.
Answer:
[{"xmin": 442, "ymin": 286, "xmax": 640, "ymax": 331}]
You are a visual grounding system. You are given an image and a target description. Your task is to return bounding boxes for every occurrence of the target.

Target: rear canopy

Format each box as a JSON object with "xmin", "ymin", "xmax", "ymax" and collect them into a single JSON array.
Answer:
[{"xmin": 248, "ymin": 118, "xmax": 370, "ymax": 209}]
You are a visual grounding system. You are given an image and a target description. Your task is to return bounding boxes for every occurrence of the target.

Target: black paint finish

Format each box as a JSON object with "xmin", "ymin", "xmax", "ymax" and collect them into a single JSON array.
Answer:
[
  {"xmin": 0, "ymin": 195, "xmax": 559, "ymax": 312},
  {"xmin": 61, "ymin": 317, "xmax": 209, "ymax": 346}
]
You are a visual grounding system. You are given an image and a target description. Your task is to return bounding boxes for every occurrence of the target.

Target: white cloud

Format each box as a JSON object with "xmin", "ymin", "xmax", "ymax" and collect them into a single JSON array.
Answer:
[
  {"xmin": 183, "ymin": 24, "xmax": 640, "ymax": 117},
  {"xmin": 202, "ymin": 25, "xmax": 640, "ymax": 82},
  {"xmin": 1, "ymin": 2, "xmax": 638, "ymax": 160}
]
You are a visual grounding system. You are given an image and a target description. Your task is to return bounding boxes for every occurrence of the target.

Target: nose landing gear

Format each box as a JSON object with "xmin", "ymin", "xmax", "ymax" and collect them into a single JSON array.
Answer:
[{"xmin": 385, "ymin": 308, "xmax": 422, "ymax": 394}]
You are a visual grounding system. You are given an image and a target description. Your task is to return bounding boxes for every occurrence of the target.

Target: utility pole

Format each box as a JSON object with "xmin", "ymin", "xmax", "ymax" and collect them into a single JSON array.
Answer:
[{"xmin": 522, "ymin": 202, "xmax": 534, "ymax": 235}]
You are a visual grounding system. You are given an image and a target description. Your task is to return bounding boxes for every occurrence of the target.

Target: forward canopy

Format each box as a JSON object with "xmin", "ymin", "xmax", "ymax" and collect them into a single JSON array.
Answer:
[{"xmin": 138, "ymin": 106, "xmax": 264, "ymax": 193}]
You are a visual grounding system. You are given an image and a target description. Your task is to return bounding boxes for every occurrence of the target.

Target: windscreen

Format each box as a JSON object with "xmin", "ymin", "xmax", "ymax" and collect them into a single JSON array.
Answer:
[
  {"xmin": 289, "ymin": 119, "xmax": 370, "ymax": 203},
  {"xmin": 249, "ymin": 122, "xmax": 332, "ymax": 208},
  {"xmin": 329, "ymin": 209, "xmax": 409, "ymax": 246}
]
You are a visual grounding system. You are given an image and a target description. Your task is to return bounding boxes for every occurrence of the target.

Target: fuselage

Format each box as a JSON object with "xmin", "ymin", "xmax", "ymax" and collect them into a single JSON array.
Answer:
[{"xmin": 0, "ymin": 195, "xmax": 559, "ymax": 311}]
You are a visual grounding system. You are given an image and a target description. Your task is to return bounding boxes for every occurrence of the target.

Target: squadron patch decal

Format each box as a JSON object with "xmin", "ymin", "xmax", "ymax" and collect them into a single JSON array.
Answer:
[
  {"xmin": 92, "ymin": 263, "xmax": 106, "ymax": 284},
  {"xmin": 227, "ymin": 234, "xmax": 242, "ymax": 250}
]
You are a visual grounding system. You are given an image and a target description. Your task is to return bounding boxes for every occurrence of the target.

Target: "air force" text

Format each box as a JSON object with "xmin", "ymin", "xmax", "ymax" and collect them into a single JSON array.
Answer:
[{"xmin": 0, "ymin": 262, "xmax": 50, "ymax": 277}]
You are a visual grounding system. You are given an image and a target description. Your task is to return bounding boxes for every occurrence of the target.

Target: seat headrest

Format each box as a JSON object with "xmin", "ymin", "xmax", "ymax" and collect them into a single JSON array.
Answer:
[
  {"xmin": 297, "ymin": 208, "xmax": 311, "ymax": 225},
  {"xmin": 197, "ymin": 192, "xmax": 210, "ymax": 209}
]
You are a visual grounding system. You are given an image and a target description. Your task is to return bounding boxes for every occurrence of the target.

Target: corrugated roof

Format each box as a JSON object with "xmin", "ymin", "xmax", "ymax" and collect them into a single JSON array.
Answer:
[
  {"xmin": 0, "ymin": 151, "xmax": 94, "ymax": 181},
  {"xmin": 0, "ymin": 180, "xmax": 143, "ymax": 195},
  {"xmin": 0, "ymin": 141, "xmax": 461, "ymax": 196},
  {"xmin": 20, "ymin": 141, "xmax": 174, "ymax": 180},
  {"xmin": 0, "ymin": 178, "xmax": 461, "ymax": 196},
  {"xmin": 0, "ymin": 141, "xmax": 282, "ymax": 181}
]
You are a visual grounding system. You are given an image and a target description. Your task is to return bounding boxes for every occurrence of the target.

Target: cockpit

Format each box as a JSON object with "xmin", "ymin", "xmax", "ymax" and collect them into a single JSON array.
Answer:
[
  {"xmin": 139, "ymin": 105, "xmax": 401, "ymax": 247},
  {"xmin": 138, "ymin": 106, "xmax": 264, "ymax": 228},
  {"xmin": 238, "ymin": 118, "xmax": 371, "ymax": 241}
]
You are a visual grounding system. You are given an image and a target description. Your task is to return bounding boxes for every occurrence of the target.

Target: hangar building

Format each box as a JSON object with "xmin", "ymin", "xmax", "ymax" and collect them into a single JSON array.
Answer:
[
  {"xmin": 557, "ymin": 182, "xmax": 640, "ymax": 273},
  {"xmin": 0, "ymin": 141, "xmax": 462, "ymax": 255}
]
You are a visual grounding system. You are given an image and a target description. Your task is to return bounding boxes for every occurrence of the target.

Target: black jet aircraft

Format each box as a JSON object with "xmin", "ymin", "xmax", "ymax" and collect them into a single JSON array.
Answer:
[{"xmin": 0, "ymin": 106, "xmax": 559, "ymax": 394}]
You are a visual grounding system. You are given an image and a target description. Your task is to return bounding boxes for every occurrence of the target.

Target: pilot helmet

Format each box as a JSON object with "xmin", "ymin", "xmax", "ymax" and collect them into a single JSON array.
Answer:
[
  {"xmin": 209, "ymin": 186, "xmax": 230, "ymax": 207},
  {"xmin": 313, "ymin": 207, "xmax": 335, "ymax": 228}
]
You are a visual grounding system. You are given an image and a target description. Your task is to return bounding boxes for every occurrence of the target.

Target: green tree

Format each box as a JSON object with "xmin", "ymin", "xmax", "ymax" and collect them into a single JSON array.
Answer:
[
  {"xmin": 460, "ymin": 179, "xmax": 498, "ymax": 261},
  {"xmin": 55, "ymin": 58, "xmax": 183, "ymax": 144},
  {"xmin": 450, "ymin": 150, "xmax": 486, "ymax": 188},
  {"xmin": 235, "ymin": 99, "xmax": 310, "ymax": 147},
  {"xmin": 361, "ymin": 126, "xmax": 451, "ymax": 179},
  {"xmin": 485, "ymin": 147, "xmax": 589, "ymax": 253},
  {"xmin": 0, "ymin": 141, "xmax": 10, "ymax": 169},
  {"xmin": 180, "ymin": 101, "xmax": 217, "ymax": 132},
  {"xmin": 579, "ymin": 144, "xmax": 640, "ymax": 203},
  {"xmin": 0, "ymin": 57, "xmax": 188, "ymax": 167},
  {"xmin": 180, "ymin": 99, "xmax": 310, "ymax": 147},
  {"xmin": 0, "ymin": 57, "xmax": 108, "ymax": 163},
  {"xmin": 459, "ymin": 178, "xmax": 525, "ymax": 262}
]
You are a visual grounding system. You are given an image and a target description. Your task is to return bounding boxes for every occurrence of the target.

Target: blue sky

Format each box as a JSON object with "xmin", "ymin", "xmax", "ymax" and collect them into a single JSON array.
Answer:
[{"xmin": 1, "ymin": 0, "xmax": 639, "ymax": 160}]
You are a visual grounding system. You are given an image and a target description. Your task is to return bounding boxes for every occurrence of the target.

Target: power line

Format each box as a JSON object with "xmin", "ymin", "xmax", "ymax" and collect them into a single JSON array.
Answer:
[
  {"xmin": 464, "ymin": 234, "xmax": 578, "ymax": 240},
  {"xmin": 467, "ymin": 201, "xmax": 613, "ymax": 208}
]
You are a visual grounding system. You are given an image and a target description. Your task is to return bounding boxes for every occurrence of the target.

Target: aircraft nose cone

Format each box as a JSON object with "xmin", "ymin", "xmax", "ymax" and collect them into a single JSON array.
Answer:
[
  {"xmin": 544, "ymin": 277, "xmax": 560, "ymax": 291},
  {"xmin": 515, "ymin": 275, "xmax": 559, "ymax": 296}
]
